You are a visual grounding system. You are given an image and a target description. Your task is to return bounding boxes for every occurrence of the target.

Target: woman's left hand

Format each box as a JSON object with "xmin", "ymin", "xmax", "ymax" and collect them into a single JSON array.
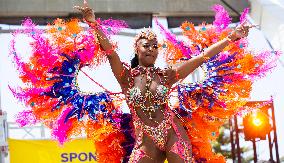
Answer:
[{"xmin": 229, "ymin": 22, "xmax": 258, "ymax": 41}]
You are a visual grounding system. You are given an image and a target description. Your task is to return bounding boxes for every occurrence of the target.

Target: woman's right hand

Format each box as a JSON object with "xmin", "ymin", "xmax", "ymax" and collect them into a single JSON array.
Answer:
[{"xmin": 74, "ymin": 0, "xmax": 97, "ymax": 23}]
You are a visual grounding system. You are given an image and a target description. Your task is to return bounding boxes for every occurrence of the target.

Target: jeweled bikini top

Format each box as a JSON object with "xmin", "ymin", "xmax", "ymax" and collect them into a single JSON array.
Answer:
[
  {"xmin": 126, "ymin": 66, "xmax": 169, "ymax": 105},
  {"xmin": 128, "ymin": 84, "xmax": 168, "ymax": 105}
]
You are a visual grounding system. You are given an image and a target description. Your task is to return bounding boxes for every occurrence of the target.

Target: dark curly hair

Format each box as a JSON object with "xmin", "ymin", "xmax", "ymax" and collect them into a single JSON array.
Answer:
[{"xmin": 130, "ymin": 53, "xmax": 139, "ymax": 68}]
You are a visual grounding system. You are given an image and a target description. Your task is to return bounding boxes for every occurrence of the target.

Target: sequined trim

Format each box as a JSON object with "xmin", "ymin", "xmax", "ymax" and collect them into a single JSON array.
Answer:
[
  {"xmin": 128, "ymin": 147, "xmax": 153, "ymax": 163},
  {"xmin": 170, "ymin": 140, "xmax": 193, "ymax": 162}
]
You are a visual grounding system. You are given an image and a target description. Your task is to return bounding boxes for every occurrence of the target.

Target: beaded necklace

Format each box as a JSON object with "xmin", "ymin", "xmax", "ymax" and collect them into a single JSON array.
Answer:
[{"xmin": 142, "ymin": 68, "xmax": 157, "ymax": 119}]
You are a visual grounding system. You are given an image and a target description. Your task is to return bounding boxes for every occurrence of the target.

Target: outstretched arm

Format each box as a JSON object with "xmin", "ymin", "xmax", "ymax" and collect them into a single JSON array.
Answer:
[
  {"xmin": 167, "ymin": 23, "xmax": 255, "ymax": 86},
  {"xmin": 74, "ymin": 0, "xmax": 128, "ymax": 86}
]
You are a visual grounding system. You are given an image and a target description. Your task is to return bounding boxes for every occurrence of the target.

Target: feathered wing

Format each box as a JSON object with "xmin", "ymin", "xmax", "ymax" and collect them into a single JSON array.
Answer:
[
  {"xmin": 9, "ymin": 18, "xmax": 134, "ymax": 163},
  {"xmin": 158, "ymin": 5, "xmax": 281, "ymax": 162}
]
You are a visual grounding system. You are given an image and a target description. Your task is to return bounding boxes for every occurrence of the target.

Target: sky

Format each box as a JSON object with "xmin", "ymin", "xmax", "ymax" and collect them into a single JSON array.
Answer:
[{"xmin": 1, "ymin": 23, "xmax": 284, "ymax": 162}]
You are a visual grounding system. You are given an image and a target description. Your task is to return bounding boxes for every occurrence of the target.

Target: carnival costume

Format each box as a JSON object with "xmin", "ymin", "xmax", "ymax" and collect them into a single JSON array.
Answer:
[{"xmin": 9, "ymin": 5, "xmax": 281, "ymax": 163}]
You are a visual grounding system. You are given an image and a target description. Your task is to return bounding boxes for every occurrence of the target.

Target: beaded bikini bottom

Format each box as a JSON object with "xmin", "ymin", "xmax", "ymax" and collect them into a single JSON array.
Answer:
[
  {"xmin": 133, "ymin": 111, "xmax": 172, "ymax": 151},
  {"xmin": 128, "ymin": 108, "xmax": 193, "ymax": 162}
]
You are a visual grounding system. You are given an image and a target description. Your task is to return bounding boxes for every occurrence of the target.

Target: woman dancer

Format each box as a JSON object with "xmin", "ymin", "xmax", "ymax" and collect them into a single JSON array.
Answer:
[{"xmin": 74, "ymin": 1, "xmax": 253, "ymax": 162}]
